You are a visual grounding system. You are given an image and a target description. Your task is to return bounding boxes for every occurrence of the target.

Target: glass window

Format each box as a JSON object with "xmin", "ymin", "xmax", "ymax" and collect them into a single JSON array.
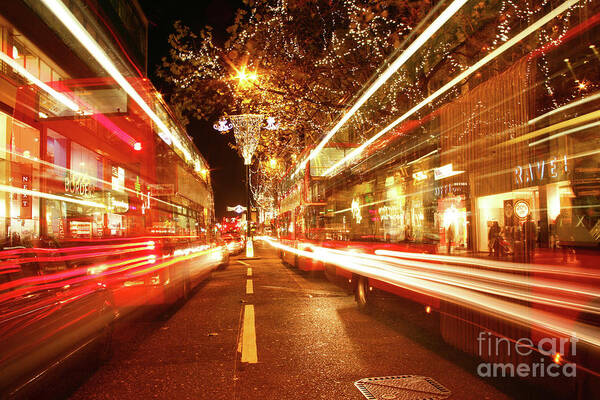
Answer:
[
  {"xmin": 44, "ymin": 130, "xmax": 68, "ymax": 240},
  {"xmin": 70, "ymin": 142, "xmax": 102, "ymax": 186},
  {"xmin": 66, "ymin": 143, "xmax": 104, "ymax": 239},
  {"xmin": 40, "ymin": 60, "xmax": 52, "ymax": 83},
  {"xmin": 47, "ymin": 129, "xmax": 67, "ymax": 168}
]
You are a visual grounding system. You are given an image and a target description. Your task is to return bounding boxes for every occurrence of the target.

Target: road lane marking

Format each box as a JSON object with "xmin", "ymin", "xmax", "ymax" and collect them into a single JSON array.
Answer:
[
  {"xmin": 246, "ymin": 279, "xmax": 254, "ymax": 294},
  {"xmin": 241, "ymin": 304, "xmax": 258, "ymax": 363},
  {"xmin": 247, "ymin": 267, "xmax": 252, "ymax": 277},
  {"xmin": 238, "ymin": 260, "xmax": 250, "ymax": 266}
]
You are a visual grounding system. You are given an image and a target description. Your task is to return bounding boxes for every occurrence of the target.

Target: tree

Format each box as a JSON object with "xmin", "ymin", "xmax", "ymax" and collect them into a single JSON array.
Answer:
[{"xmin": 157, "ymin": 0, "xmax": 434, "ymax": 170}]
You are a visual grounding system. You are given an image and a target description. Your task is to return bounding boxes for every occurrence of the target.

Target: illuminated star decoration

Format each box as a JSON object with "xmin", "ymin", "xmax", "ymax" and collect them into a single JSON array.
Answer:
[
  {"xmin": 264, "ymin": 116, "xmax": 279, "ymax": 130},
  {"xmin": 213, "ymin": 118, "xmax": 233, "ymax": 133}
]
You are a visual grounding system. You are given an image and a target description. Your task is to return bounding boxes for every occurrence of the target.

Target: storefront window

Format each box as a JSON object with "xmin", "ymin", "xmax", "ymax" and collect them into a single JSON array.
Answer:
[
  {"xmin": 477, "ymin": 190, "xmax": 539, "ymax": 253},
  {"xmin": 439, "ymin": 195, "xmax": 467, "ymax": 251},
  {"xmin": 46, "ymin": 129, "xmax": 68, "ymax": 187},
  {"xmin": 44, "ymin": 130, "xmax": 68, "ymax": 240},
  {"xmin": 66, "ymin": 142, "xmax": 104, "ymax": 239},
  {"xmin": 71, "ymin": 142, "xmax": 102, "ymax": 184}
]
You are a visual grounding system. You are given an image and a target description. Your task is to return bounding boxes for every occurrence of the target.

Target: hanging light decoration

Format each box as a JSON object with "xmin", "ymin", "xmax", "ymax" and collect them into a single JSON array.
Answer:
[
  {"xmin": 264, "ymin": 116, "xmax": 279, "ymax": 130},
  {"xmin": 230, "ymin": 114, "xmax": 264, "ymax": 165},
  {"xmin": 227, "ymin": 114, "xmax": 265, "ymax": 258},
  {"xmin": 213, "ymin": 118, "xmax": 233, "ymax": 133}
]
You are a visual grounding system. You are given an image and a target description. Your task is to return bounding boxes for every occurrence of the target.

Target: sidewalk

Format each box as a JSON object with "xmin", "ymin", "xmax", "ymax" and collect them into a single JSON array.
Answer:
[{"xmin": 443, "ymin": 245, "xmax": 588, "ymax": 266}]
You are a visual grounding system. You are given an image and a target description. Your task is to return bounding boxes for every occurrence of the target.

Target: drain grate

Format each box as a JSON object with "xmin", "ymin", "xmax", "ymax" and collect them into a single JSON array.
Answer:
[{"xmin": 354, "ymin": 375, "xmax": 451, "ymax": 400}]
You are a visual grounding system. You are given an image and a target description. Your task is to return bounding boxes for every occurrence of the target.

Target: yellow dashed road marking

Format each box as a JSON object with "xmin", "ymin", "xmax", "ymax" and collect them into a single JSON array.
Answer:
[{"xmin": 241, "ymin": 305, "xmax": 257, "ymax": 363}]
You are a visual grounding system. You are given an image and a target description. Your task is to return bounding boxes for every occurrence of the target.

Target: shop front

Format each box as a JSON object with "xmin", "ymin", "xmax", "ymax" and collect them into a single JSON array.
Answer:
[
  {"xmin": 475, "ymin": 154, "xmax": 571, "ymax": 254},
  {"xmin": 378, "ymin": 177, "xmax": 407, "ymax": 243},
  {"xmin": 437, "ymin": 194, "xmax": 468, "ymax": 252},
  {"xmin": 342, "ymin": 155, "xmax": 438, "ymax": 246},
  {"xmin": 434, "ymin": 163, "xmax": 469, "ymax": 253}
]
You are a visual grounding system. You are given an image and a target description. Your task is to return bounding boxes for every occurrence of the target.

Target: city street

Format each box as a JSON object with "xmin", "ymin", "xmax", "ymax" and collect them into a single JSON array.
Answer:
[
  {"xmin": 62, "ymin": 242, "xmax": 554, "ymax": 400},
  {"xmin": 0, "ymin": 1, "xmax": 599, "ymax": 399}
]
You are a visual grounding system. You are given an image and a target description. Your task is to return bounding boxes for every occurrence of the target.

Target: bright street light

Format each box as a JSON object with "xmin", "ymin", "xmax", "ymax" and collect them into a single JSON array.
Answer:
[{"xmin": 234, "ymin": 67, "xmax": 258, "ymax": 87}]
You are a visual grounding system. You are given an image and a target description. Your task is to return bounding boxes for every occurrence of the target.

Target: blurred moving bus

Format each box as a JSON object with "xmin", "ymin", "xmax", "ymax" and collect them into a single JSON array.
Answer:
[
  {"xmin": 0, "ymin": 4, "xmax": 226, "ymax": 395},
  {"xmin": 275, "ymin": 0, "xmax": 600, "ymax": 397}
]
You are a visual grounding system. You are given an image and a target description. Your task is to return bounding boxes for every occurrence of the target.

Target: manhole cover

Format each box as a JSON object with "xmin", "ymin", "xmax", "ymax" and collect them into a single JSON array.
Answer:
[{"xmin": 354, "ymin": 375, "xmax": 451, "ymax": 400}]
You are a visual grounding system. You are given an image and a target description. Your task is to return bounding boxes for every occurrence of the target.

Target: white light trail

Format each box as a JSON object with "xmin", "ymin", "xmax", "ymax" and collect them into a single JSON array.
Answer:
[
  {"xmin": 40, "ymin": 0, "xmax": 190, "ymax": 160},
  {"xmin": 0, "ymin": 184, "xmax": 105, "ymax": 208},
  {"xmin": 1, "ymin": 146, "xmax": 187, "ymax": 213},
  {"xmin": 373, "ymin": 249, "xmax": 600, "ymax": 278},
  {"xmin": 262, "ymin": 237, "xmax": 600, "ymax": 348},
  {"xmin": 292, "ymin": 0, "xmax": 470, "ymax": 177},
  {"xmin": 406, "ymin": 149, "xmax": 438, "ymax": 165},
  {"xmin": 323, "ymin": 0, "xmax": 580, "ymax": 176},
  {"xmin": 528, "ymin": 91, "xmax": 600, "ymax": 126},
  {"xmin": 0, "ymin": 51, "xmax": 79, "ymax": 111},
  {"xmin": 528, "ymin": 120, "xmax": 600, "ymax": 147}
]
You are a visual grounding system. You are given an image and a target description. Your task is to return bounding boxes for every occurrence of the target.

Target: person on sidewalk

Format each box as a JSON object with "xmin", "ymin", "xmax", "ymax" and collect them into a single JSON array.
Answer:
[
  {"xmin": 523, "ymin": 214, "xmax": 537, "ymax": 263},
  {"xmin": 489, "ymin": 221, "xmax": 501, "ymax": 258},
  {"xmin": 446, "ymin": 223, "xmax": 455, "ymax": 255}
]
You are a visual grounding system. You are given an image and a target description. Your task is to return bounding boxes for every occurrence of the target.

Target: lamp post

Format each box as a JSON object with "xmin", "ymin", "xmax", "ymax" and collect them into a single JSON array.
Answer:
[{"xmin": 215, "ymin": 114, "xmax": 263, "ymax": 257}]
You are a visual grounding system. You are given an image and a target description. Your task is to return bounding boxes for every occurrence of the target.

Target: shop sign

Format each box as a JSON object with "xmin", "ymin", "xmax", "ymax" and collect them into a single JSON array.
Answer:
[
  {"xmin": 413, "ymin": 171, "xmax": 427, "ymax": 182},
  {"xmin": 434, "ymin": 182, "xmax": 468, "ymax": 197},
  {"xmin": 378, "ymin": 205, "xmax": 404, "ymax": 221},
  {"xmin": 514, "ymin": 200, "xmax": 530, "ymax": 219},
  {"xmin": 149, "ymin": 183, "xmax": 174, "ymax": 197},
  {"xmin": 21, "ymin": 174, "xmax": 32, "ymax": 219},
  {"xmin": 21, "ymin": 175, "xmax": 30, "ymax": 208},
  {"xmin": 58, "ymin": 219, "xmax": 65, "ymax": 239},
  {"xmin": 70, "ymin": 221, "xmax": 92, "ymax": 238},
  {"xmin": 65, "ymin": 173, "xmax": 96, "ymax": 198},
  {"xmin": 434, "ymin": 163, "xmax": 464, "ymax": 180},
  {"xmin": 514, "ymin": 155, "xmax": 568, "ymax": 186},
  {"xmin": 142, "ymin": 191, "xmax": 151, "ymax": 214},
  {"xmin": 135, "ymin": 176, "xmax": 142, "ymax": 197},
  {"xmin": 107, "ymin": 193, "xmax": 129, "ymax": 213},
  {"xmin": 111, "ymin": 166, "xmax": 125, "ymax": 192},
  {"xmin": 112, "ymin": 199, "xmax": 129, "ymax": 210},
  {"xmin": 227, "ymin": 205, "xmax": 247, "ymax": 214}
]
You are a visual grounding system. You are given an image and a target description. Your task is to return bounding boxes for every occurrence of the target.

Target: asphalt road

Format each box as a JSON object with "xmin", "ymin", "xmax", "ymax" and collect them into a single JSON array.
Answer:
[{"xmin": 63, "ymin": 241, "xmax": 560, "ymax": 400}]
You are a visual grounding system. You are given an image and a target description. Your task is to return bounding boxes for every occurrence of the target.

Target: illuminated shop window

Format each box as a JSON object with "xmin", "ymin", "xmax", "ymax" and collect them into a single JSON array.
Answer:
[
  {"xmin": 71, "ymin": 142, "xmax": 102, "ymax": 183},
  {"xmin": 44, "ymin": 130, "xmax": 68, "ymax": 240}
]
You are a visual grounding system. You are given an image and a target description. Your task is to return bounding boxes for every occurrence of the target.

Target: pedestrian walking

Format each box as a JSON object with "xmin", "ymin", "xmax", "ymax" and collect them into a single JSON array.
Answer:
[
  {"xmin": 446, "ymin": 223, "xmax": 455, "ymax": 255},
  {"xmin": 524, "ymin": 214, "xmax": 537, "ymax": 263},
  {"xmin": 489, "ymin": 221, "xmax": 501, "ymax": 258}
]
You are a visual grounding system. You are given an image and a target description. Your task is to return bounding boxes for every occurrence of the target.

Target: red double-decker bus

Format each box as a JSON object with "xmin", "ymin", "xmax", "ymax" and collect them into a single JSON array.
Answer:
[
  {"xmin": 0, "ymin": 74, "xmax": 227, "ymax": 396},
  {"xmin": 271, "ymin": 1, "xmax": 600, "ymax": 396}
]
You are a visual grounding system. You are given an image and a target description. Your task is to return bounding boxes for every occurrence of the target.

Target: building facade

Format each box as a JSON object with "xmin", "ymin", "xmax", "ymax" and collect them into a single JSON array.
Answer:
[{"xmin": 0, "ymin": 0, "xmax": 214, "ymax": 245}]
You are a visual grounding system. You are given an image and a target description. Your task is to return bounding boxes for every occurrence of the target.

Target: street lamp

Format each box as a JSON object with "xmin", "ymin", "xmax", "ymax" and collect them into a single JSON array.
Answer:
[
  {"xmin": 215, "ymin": 114, "xmax": 264, "ymax": 257},
  {"xmin": 234, "ymin": 67, "xmax": 258, "ymax": 88}
]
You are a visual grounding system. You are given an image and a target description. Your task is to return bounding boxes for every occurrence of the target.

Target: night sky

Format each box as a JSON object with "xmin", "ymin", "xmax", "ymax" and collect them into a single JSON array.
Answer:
[{"xmin": 140, "ymin": 0, "xmax": 246, "ymax": 220}]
